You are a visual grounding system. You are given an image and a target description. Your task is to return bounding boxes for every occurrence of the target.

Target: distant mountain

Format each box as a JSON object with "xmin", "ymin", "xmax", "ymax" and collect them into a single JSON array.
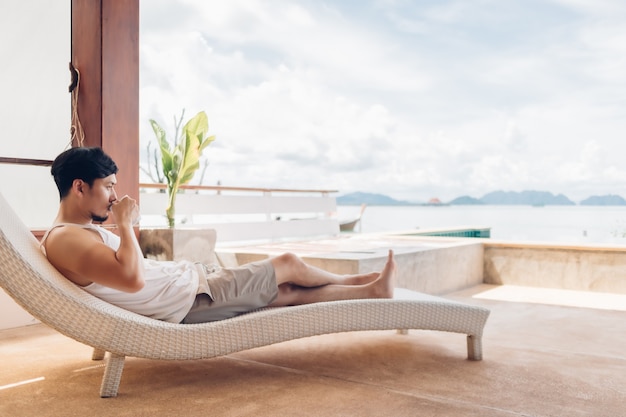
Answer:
[
  {"xmin": 479, "ymin": 190, "xmax": 575, "ymax": 206},
  {"xmin": 338, "ymin": 190, "xmax": 626, "ymax": 207},
  {"xmin": 580, "ymin": 194, "xmax": 626, "ymax": 206},
  {"xmin": 449, "ymin": 195, "xmax": 484, "ymax": 205},
  {"xmin": 337, "ymin": 192, "xmax": 412, "ymax": 206}
]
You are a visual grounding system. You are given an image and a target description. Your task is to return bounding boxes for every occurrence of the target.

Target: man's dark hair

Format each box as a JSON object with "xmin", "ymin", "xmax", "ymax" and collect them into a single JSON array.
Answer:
[{"xmin": 51, "ymin": 147, "xmax": 119, "ymax": 200}]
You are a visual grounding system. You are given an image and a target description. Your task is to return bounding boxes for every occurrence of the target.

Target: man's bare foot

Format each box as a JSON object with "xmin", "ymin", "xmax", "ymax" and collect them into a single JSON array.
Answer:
[
  {"xmin": 367, "ymin": 250, "xmax": 396, "ymax": 298},
  {"xmin": 339, "ymin": 251, "xmax": 398, "ymax": 286}
]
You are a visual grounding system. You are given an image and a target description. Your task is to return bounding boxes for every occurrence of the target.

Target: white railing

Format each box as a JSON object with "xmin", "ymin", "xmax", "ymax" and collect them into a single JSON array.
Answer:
[{"xmin": 139, "ymin": 183, "xmax": 340, "ymax": 243}]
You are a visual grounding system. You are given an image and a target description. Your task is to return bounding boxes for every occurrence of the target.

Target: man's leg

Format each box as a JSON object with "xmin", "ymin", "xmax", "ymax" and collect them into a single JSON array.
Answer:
[{"xmin": 269, "ymin": 250, "xmax": 396, "ymax": 306}]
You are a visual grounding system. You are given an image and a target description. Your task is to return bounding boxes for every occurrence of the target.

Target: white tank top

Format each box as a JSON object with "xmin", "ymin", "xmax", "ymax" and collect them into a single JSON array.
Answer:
[{"xmin": 41, "ymin": 223, "xmax": 200, "ymax": 323}]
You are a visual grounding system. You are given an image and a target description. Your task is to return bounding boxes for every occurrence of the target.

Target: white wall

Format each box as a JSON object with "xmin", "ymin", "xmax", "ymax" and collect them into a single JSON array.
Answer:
[{"xmin": 0, "ymin": 0, "xmax": 70, "ymax": 329}]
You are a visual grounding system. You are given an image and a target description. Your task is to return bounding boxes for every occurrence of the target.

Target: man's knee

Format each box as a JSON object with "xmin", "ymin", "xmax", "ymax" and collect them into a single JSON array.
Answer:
[{"xmin": 274, "ymin": 252, "xmax": 306, "ymax": 275}]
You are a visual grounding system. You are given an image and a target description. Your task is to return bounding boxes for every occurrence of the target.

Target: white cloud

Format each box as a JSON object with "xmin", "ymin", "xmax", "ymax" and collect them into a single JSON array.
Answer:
[{"xmin": 140, "ymin": 0, "xmax": 626, "ymax": 203}]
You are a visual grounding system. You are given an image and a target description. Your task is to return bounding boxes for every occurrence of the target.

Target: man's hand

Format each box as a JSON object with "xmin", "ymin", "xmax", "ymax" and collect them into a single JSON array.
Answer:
[{"xmin": 111, "ymin": 195, "xmax": 140, "ymax": 226}]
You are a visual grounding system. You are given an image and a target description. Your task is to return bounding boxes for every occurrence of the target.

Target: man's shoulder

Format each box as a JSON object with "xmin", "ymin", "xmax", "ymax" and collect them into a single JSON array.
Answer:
[{"xmin": 45, "ymin": 224, "xmax": 103, "ymax": 247}]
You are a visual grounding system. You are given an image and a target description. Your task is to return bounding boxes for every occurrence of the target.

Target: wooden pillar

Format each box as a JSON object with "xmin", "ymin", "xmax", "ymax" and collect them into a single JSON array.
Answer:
[{"xmin": 71, "ymin": 0, "xmax": 139, "ymax": 200}]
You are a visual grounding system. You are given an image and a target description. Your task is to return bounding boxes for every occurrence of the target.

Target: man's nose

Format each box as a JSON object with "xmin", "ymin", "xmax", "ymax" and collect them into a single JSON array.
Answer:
[{"xmin": 110, "ymin": 189, "xmax": 118, "ymax": 201}]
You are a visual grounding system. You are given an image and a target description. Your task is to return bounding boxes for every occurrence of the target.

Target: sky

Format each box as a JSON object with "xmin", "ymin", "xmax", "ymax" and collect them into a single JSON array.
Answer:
[{"xmin": 139, "ymin": 0, "xmax": 626, "ymax": 204}]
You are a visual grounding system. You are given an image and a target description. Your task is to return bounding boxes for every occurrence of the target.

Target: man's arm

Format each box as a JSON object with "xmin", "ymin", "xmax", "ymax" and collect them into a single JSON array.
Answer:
[
  {"xmin": 45, "ymin": 196, "xmax": 144, "ymax": 292},
  {"xmin": 109, "ymin": 195, "xmax": 145, "ymax": 291}
]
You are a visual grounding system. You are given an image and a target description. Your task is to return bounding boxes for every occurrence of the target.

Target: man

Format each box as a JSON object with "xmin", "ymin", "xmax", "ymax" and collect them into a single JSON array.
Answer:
[{"xmin": 42, "ymin": 147, "xmax": 395, "ymax": 324}]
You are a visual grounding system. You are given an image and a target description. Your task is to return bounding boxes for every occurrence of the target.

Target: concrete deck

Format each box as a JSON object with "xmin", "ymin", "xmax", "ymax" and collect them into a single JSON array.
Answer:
[
  {"xmin": 2, "ymin": 234, "xmax": 626, "ymax": 415},
  {"xmin": 1, "ymin": 284, "xmax": 625, "ymax": 416}
]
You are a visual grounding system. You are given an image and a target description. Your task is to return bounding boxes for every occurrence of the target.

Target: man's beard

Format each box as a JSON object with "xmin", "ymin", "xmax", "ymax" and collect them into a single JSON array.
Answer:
[{"xmin": 91, "ymin": 213, "xmax": 109, "ymax": 223}]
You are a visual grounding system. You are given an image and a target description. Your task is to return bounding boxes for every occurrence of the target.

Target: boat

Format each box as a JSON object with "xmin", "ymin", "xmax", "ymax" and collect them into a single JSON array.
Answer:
[
  {"xmin": 422, "ymin": 197, "xmax": 449, "ymax": 206},
  {"xmin": 339, "ymin": 204, "xmax": 367, "ymax": 232}
]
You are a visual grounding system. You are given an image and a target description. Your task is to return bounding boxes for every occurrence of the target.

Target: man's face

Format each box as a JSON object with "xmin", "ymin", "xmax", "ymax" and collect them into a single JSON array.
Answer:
[{"xmin": 85, "ymin": 174, "xmax": 118, "ymax": 223}]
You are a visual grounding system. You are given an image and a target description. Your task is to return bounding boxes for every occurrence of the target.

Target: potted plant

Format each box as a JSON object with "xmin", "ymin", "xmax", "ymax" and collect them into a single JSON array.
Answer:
[
  {"xmin": 139, "ymin": 110, "xmax": 217, "ymax": 263},
  {"xmin": 149, "ymin": 110, "xmax": 216, "ymax": 227}
]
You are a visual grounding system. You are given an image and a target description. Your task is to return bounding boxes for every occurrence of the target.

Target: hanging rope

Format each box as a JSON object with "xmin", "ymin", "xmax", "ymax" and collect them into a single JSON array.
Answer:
[{"xmin": 68, "ymin": 62, "xmax": 85, "ymax": 148}]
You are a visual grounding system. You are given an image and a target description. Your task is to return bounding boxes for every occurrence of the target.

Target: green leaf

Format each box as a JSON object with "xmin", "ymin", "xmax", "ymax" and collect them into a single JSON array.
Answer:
[
  {"xmin": 175, "ymin": 112, "xmax": 207, "ymax": 186},
  {"xmin": 199, "ymin": 134, "xmax": 216, "ymax": 152},
  {"xmin": 150, "ymin": 119, "xmax": 174, "ymax": 186},
  {"xmin": 183, "ymin": 111, "xmax": 209, "ymax": 140},
  {"xmin": 149, "ymin": 110, "xmax": 216, "ymax": 227}
]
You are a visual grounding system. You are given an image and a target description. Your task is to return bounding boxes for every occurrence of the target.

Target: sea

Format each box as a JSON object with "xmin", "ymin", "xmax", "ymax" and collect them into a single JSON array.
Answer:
[{"xmin": 336, "ymin": 205, "xmax": 626, "ymax": 246}]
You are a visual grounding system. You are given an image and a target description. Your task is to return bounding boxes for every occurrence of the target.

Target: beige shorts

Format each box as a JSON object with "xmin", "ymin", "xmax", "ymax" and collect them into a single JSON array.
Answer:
[{"xmin": 181, "ymin": 259, "xmax": 278, "ymax": 324}]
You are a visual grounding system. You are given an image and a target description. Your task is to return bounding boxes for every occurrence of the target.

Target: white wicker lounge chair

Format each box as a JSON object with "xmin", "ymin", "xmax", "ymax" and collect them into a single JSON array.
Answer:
[{"xmin": 0, "ymin": 192, "xmax": 490, "ymax": 397}]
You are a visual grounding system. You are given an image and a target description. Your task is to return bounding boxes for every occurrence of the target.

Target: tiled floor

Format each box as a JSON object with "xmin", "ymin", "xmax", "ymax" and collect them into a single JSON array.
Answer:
[{"xmin": 1, "ymin": 285, "xmax": 625, "ymax": 417}]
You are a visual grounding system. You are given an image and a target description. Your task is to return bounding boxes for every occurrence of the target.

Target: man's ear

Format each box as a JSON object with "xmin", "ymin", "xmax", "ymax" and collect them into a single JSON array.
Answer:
[{"xmin": 72, "ymin": 179, "xmax": 85, "ymax": 195}]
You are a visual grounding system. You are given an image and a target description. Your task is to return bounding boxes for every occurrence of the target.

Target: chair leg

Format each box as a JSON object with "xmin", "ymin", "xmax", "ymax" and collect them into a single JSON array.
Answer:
[
  {"xmin": 100, "ymin": 353, "xmax": 126, "ymax": 398},
  {"xmin": 467, "ymin": 335, "xmax": 483, "ymax": 361},
  {"xmin": 92, "ymin": 348, "xmax": 106, "ymax": 361}
]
